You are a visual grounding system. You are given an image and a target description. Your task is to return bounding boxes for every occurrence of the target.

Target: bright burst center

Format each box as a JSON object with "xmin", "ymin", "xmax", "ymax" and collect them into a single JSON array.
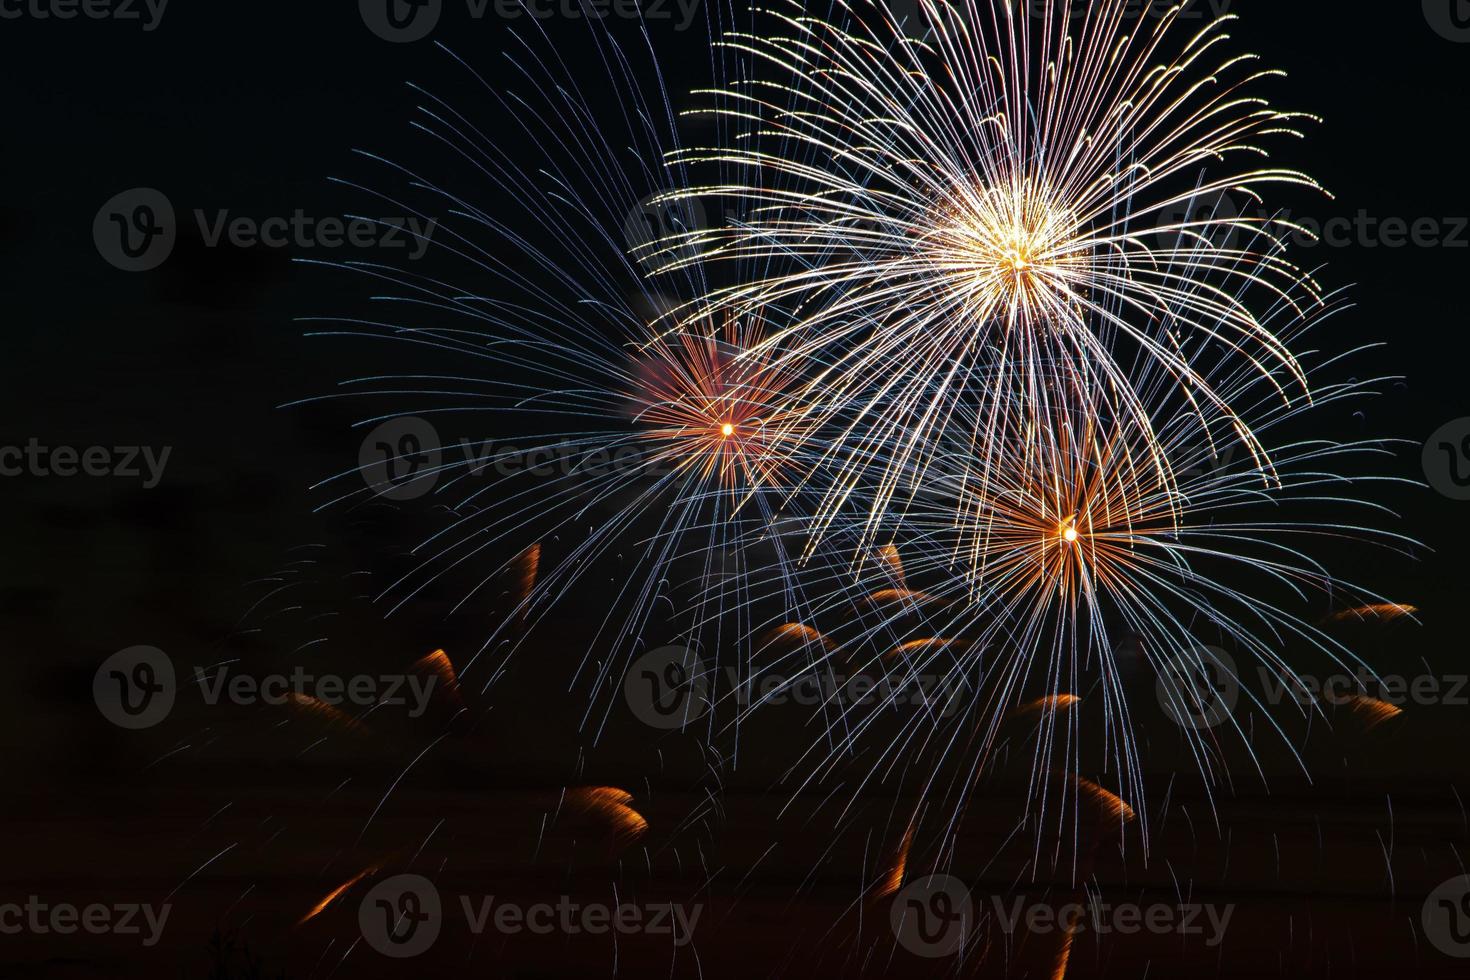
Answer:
[
  {"xmin": 721, "ymin": 422, "xmax": 736, "ymax": 438},
  {"xmin": 924, "ymin": 179, "xmax": 1080, "ymax": 314},
  {"xmin": 1062, "ymin": 526, "xmax": 1079, "ymax": 543}
]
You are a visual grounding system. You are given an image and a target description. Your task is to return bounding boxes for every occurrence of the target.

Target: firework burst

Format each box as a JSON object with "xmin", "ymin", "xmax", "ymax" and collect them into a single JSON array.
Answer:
[{"xmin": 655, "ymin": 0, "xmax": 1330, "ymax": 557}]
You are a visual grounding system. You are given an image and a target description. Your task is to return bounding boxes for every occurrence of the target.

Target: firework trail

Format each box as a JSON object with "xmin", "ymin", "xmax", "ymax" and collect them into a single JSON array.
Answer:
[
  {"xmin": 294, "ymin": 25, "xmax": 853, "ymax": 743},
  {"xmin": 656, "ymin": 0, "xmax": 1331, "ymax": 559}
]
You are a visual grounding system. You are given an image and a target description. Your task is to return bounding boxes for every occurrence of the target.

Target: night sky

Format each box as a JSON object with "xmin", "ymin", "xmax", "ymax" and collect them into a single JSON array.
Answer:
[{"xmin": 3, "ymin": 2, "xmax": 1470, "ymax": 977}]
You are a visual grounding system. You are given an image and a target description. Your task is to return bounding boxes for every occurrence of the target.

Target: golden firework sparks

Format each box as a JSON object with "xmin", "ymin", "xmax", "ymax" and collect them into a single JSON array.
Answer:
[
  {"xmin": 567, "ymin": 786, "xmax": 650, "ymax": 849},
  {"xmin": 297, "ymin": 864, "xmax": 379, "ymax": 926}
]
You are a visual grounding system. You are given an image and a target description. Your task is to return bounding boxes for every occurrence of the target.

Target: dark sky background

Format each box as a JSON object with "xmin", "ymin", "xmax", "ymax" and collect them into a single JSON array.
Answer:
[{"xmin": 2, "ymin": 2, "xmax": 1469, "ymax": 978}]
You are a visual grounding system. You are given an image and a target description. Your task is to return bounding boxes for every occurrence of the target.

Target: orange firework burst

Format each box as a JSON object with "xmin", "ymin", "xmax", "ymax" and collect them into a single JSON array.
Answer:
[
  {"xmin": 566, "ymin": 786, "xmax": 650, "ymax": 850},
  {"xmin": 412, "ymin": 648, "xmax": 464, "ymax": 712},
  {"xmin": 628, "ymin": 314, "xmax": 807, "ymax": 503},
  {"xmin": 1011, "ymin": 695, "xmax": 1082, "ymax": 721},
  {"xmin": 1339, "ymin": 695, "xmax": 1403, "ymax": 733},
  {"xmin": 1068, "ymin": 774, "xmax": 1137, "ymax": 825}
]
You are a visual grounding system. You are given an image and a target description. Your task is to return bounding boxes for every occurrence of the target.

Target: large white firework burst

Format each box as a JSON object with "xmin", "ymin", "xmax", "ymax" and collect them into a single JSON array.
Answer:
[{"xmin": 653, "ymin": 0, "xmax": 1330, "ymax": 559}]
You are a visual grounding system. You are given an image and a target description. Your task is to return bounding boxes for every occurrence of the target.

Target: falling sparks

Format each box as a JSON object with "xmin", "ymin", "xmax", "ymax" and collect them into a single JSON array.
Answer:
[
  {"xmin": 874, "ymin": 822, "xmax": 915, "ymax": 901},
  {"xmin": 1339, "ymin": 696, "xmax": 1404, "ymax": 733},
  {"xmin": 297, "ymin": 865, "xmax": 379, "ymax": 926},
  {"xmin": 285, "ymin": 693, "xmax": 366, "ymax": 734},
  {"xmin": 567, "ymin": 787, "xmax": 650, "ymax": 850},
  {"xmin": 1322, "ymin": 603, "xmax": 1419, "ymax": 624}
]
